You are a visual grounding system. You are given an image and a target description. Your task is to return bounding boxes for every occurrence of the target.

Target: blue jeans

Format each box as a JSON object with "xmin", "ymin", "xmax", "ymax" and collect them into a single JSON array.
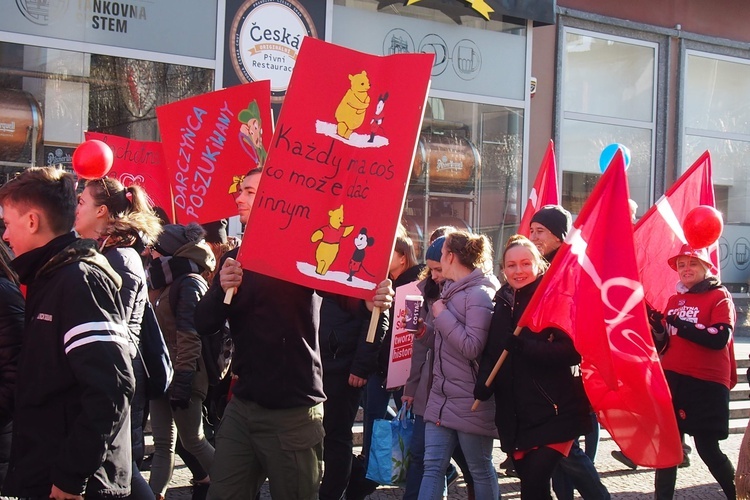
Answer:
[
  {"xmin": 403, "ymin": 414, "xmax": 427, "ymax": 500},
  {"xmin": 583, "ymin": 412, "xmax": 600, "ymax": 462},
  {"xmin": 417, "ymin": 422, "xmax": 498, "ymax": 500},
  {"xmin": 551, "ymin": 439, "xmax": 610, "ymax": 500}
]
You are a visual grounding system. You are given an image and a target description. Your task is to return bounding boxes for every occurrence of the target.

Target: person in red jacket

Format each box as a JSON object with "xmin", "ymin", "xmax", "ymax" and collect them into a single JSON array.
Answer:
[{"xmin": 653, "ymin": 244, "xmax": 737, "ymax": 499}]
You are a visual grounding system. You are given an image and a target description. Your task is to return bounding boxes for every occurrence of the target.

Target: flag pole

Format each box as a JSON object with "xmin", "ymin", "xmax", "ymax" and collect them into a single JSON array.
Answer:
[
  {"xmin": 366, "ymin": 305, "xmax": 382, "ymax": 343},
  {"xmin": 471, "ymin": 326, "xmax": 521, "ymax": 411}
]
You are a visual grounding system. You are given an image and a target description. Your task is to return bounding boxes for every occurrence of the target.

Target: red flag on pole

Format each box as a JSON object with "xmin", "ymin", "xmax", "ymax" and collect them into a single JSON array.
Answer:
[
  {"xmin": 517, "ymin": 150, "xmax": 682, "ymax": 468},
  {"xmin": 518, "ymin": 140, "xmax": 559, "ymax": 237},
  {"xmin": 634, "ymin": 151, "xmax": 716, "ymax": 313}
]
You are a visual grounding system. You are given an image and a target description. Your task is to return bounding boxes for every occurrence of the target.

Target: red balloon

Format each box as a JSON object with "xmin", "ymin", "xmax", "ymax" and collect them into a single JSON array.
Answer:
[
  {"xmin": 683, "ymin": 205, "xmax": 723, "ymax": 249},
  {"xmin": 72, "ymin": 140, "xmax": 113, "ymax": 179}
]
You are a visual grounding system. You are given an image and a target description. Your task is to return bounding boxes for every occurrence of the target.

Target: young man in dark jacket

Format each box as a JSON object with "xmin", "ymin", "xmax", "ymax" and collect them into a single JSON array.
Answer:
[
  {"xmin": 195, "ymin": 168, "xmax": 393, "ymax": 500},
  {"xmin": 0, "ymin": 167, "xmax": 135, "ymax": 499}
]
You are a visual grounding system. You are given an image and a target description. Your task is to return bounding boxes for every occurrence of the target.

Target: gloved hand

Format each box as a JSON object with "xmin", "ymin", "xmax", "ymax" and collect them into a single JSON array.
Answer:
[
  {"xmin": 169, "ymin": 370, "xmax": 194, "ymax": 411},
  {"xmin": 665, "ymin": 315, "xmax": 697, "ymax": 337},
  {"xmin": 647, "ymin": 306, "xmax": 665, "ymax": 334},
  {"xmin": 473, "ymin": 380, "xmax": 493, "ymax": 402}
]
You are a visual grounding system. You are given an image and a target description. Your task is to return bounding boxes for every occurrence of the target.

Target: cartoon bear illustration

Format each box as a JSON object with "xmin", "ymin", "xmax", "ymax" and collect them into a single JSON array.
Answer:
[
  {"xmin": 335, "ymin": 71, "xmax": 371, "ymax": 140},
  {"xmin": 348, "ymin": 228, "xmax": 375, "ymax": 281},
  {"xmin": 311, "ymin": 205, "xmax": 355, "ymax": 275}
]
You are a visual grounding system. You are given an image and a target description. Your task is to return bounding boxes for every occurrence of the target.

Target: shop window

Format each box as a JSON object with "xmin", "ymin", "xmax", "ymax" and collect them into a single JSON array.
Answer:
[
  {"xmin": 403, "ymin": 97, "xmax": 523, "ymax": 269},
  {"xmin": 560, "ymin": 29, "xmax": 657, "ymax": 217},
  {"xmin": 683, "ymin": 51, "xmax": 750, "ymax": 224},
  {"xmin": 0, "ymin": 41, "xmax": 213, "ymax": 177},
  {"xmin": 683, "ymin": 50, "xmax": 750, "ymax": 288}
]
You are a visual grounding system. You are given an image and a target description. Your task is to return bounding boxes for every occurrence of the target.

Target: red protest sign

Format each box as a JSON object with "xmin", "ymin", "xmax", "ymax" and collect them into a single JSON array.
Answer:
[
  {"xmin": 156, "ymin": 81, "xmax": 272, "ymax": 223},
  {"xmin": 84, "ymin": 132, "xmax": 174, "ymax": 222},
  {"xmin": 238, "ymin": 37, "xmax": 433, "ymax": 300}
]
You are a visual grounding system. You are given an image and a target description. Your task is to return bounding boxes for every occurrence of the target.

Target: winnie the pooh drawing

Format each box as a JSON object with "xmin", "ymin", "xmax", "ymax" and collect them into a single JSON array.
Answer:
[
  {"xmin": 334, "ymin": 71, "xmax": 371, "ymax": 139},
  {"xmin": 311, "ymin": 205, "xmax": 355, "ymax": 275}
]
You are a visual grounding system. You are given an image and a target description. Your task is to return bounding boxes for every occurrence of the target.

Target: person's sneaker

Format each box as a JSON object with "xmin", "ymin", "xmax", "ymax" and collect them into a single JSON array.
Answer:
[
  {"xmin": 611, "ymin": 450, "xmax": 637, "ymax": 470},
  {"xmin": 679, "ymin": 453, "xmax": 691, "ymax": 468}
]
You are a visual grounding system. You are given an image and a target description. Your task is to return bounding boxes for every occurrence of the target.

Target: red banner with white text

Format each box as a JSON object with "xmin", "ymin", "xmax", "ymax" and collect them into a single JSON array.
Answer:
[{"xmin": 156, "ymin": 81, "xmax": 272, "ymax": 223}]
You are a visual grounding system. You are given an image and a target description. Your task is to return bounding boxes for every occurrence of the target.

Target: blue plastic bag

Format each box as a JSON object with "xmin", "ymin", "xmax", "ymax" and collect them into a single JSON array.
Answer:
[{"xmin": 366, "ymin": 406, "xmax": 414, "ymax": 486}]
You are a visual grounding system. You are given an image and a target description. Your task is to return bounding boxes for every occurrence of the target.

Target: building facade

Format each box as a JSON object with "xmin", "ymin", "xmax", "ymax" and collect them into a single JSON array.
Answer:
[{"xmin": 2, "ymin": 0, "xmax": 749, "ymax": 287}]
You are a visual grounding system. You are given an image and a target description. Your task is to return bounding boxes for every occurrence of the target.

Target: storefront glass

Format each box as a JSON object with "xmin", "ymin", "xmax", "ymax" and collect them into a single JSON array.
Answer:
[
  {"xmin": 333, "ymin": 0, "xmax": 528, "ymax": 265},
  {"xmin": 683, "ymin": 50, "xmax": 750, "ymax": 287},
  {"xmin": 0, "ymin": 41, "xmax": 213, "ymax": 175},
  {"xmin": 560, "ymin": 29, "xmax": 657, "ymax": 216}
]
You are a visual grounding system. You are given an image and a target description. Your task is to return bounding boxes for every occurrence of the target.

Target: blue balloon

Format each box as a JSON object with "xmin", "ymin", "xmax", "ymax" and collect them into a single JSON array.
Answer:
[{"xmin": 599, "ymin": 143, "xmax": 631, "ymax": 172}]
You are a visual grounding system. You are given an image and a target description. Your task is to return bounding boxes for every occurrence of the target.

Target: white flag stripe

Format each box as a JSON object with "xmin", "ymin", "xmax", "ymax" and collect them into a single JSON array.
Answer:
[
  {"xmin": 64, "ymin": 321, "xmax": 128, "ymax": 345},
  {"xmin": 655, "ymin": 196, "xmax": 688, "ymax": 244},
  {"xmin": 64, "ymin": 334, "xmax": 129, "ymax": 355},
  {"xmin": 566, "ymin": 227, "xmax": 603, "ymax": 288}
]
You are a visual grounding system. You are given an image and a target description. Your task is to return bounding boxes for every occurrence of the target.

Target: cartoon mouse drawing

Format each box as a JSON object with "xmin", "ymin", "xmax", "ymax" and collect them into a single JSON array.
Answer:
[
  {"xmin": 310, "ymin": 205, "xmax": 355, "ymax": 275},
  {"xmin": 368, "ymin": 92, "xmax": 389, "ymax": 143},
  {"xmin": 347, "ymin": 228, "xmax": 375, "ymax": 281}
]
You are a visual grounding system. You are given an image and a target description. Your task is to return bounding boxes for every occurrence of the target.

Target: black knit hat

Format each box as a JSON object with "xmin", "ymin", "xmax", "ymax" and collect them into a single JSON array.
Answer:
[
  {"xmin": 154, "ymin": 222, "xmax": 206, "ymax": 256},
  {"xmin": 203, "ymin": 219, "xmax": 228, "ymax": 245},
  {"xmin": 530, "ymin": 205, "xmax": 572, "ymax": 242}
]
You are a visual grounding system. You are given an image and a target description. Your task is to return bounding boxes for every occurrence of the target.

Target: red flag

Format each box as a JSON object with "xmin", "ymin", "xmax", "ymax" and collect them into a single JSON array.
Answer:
[
  {"xmin": 518, "ymin": 140, "xmax": 559, "ymax": 236},
  {"xmin": 518, "ymin": 150, "xmax": 682, "ymax": 468},
  {"xmin": 633, "ymin": 152, "xmax": 736, "ymax": 389},
  {"xmin": 633, "ymin": 151, "xmax": 716, "ymax": 313}
]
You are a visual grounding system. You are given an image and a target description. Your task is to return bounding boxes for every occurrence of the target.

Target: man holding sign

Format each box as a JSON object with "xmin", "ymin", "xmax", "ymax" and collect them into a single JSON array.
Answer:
[{"xmin": 195, "ymin": 168, "xmax": 393, "ymax": 499}]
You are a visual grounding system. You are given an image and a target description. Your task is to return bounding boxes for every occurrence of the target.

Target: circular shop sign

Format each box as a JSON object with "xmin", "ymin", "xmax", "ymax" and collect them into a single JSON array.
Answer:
[
  {"xmin": 230, "ymin": 0, "xmax": 317, "ymax": 103},
  {"xmin": 16, "ymin": 0, "xmax": 68, "ymax": 26}
]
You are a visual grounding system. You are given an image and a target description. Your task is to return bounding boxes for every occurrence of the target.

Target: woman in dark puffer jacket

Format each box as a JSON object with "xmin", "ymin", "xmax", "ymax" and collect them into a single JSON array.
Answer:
[
  {"xmin": 0, "ymin": 239, "xmax": 24, "ymax": 494},
  {"xmin": 75, "ymin": 177, "xmax": 163, "ymax": 499}
]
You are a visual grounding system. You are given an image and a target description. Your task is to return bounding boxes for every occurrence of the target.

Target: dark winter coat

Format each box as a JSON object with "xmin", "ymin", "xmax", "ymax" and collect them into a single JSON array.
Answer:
[
  {"xmin": 4, "ymin": 233, "xmax": 135, "ymax": 498},
  {"xmin": 476, "ymin": 276, "xmax": 591, "ymax": 453},
  {"xmin": 319, "ymin": 294, "xmax": 388, "ymax": 378},
  {"xmin": 0, "ymin": 276, "xmax": 24, "ymax": 489},
  {"xmin": 195, "ymin": 248, "xmax": 326, "ymax": 410}
]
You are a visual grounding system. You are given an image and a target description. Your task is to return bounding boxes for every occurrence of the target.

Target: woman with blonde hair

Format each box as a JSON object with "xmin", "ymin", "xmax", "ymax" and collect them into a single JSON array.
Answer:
[
  {"xmin": 475, "ymin": 235, "xmax": 591, "ymax": 499},
  {"xmin": 75, "ymin": 176, "xmax": 163, "ymax": 499},
  {"xmin": 418, "ymin": 230, "xmax": 500, "ymax": 500}
]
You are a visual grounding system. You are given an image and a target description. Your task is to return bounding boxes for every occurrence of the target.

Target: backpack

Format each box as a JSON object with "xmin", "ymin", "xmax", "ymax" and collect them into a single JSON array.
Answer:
[
  {"xmin": 170, "ymin": 273, "xmax": 233, "ymax": 386},
  {"xmin": 136, "ymin": 300, "xmax": 174, "ymax": 399}
]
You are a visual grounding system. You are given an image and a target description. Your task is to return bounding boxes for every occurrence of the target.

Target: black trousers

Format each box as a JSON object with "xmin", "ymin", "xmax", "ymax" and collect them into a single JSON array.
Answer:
[
  {"xmin": 319, "ymin": 369, "xmax": 364, "ymax": 500},
  {"xmin": 515, "ymin": 446, "xmax": 565, "ymax": 500},
  {"xmin": 655, "ymin": 433, "xmax": 735, "ymax": 499}
]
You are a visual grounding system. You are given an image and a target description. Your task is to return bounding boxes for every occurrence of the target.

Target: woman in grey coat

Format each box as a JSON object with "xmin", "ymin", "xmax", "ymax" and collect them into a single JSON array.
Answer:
[{"xmin": 417, "ymin": 231, "xmax": 500, "ymax": 500}]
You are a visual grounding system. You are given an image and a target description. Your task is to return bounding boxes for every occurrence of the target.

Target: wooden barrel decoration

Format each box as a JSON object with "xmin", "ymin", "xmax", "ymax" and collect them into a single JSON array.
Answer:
[
  {"xmin": 0, "ymin": 89, "xmax": 44, "ymax": 163},
  {"xmin": 411, "ymin": 133, "xmax": 479, "ymax": 191}
]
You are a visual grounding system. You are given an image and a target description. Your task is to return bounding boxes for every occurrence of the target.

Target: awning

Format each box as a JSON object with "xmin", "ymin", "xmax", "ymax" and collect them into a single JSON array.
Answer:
[{"xmin": 489, "ymin": 0, "xmax": 557, "ymax": 25}]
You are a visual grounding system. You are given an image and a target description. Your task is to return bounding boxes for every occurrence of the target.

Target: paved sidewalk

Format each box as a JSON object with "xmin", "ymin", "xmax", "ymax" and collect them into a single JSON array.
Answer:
[
  {"xmin": 152, "ymin": 430, "xmax": 742, "ymax": 499},
  {"xmin": 152, "ymin": 337, "xmax": 750, "ymax": 498}
]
